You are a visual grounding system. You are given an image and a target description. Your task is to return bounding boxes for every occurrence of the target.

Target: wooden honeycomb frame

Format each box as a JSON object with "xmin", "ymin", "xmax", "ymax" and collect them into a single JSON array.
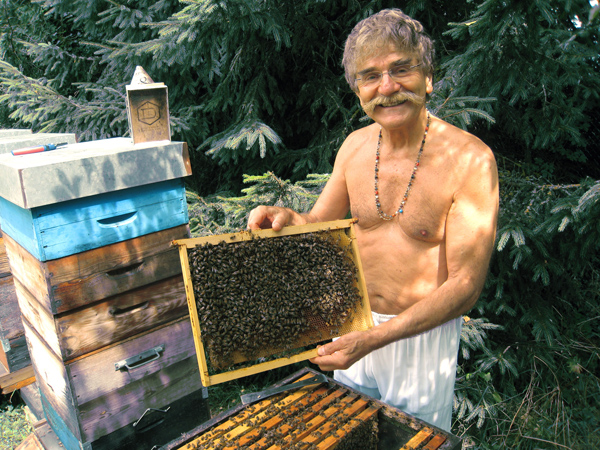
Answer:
[
  {"xmin": 173, "ymin": 219, "xmax": 373, "ymax": 386},
  {"xmin": 161, "ymin": 368, "xmax": 462, "ymax": 450}
]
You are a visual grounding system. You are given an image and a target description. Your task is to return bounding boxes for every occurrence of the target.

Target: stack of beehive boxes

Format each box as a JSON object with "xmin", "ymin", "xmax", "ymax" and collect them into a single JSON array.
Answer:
[
  {"xmin": 0, "ymin": 137, "xmax": 209, "ymax": 449},
  {"xmin": 0, "ymin": 129, "xmax": 77, "ymax": 376}
]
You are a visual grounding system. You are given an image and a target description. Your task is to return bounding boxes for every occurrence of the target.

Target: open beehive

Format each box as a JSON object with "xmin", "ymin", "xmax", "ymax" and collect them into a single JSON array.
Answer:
[
  {"xmin": 159, "ymin": 368, "xmax": 462, "ymax": 450},
  {"xmin": 173, "ymin": 219, "xmax": 373, "ymax": 386}
]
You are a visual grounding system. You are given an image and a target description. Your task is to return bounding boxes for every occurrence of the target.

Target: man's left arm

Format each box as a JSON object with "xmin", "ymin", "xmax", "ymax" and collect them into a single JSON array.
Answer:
[
  {"xmin": 408, "ymin": 142, "xmax": 500, "ymax": 326},
  {"xmin": 311, "ymin": 142, "xmax": 499, "ymax": 371}
]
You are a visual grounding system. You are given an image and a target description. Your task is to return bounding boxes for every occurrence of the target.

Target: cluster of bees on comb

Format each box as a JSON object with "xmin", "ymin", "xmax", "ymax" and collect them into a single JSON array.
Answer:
[
  {"xmin": 188, "ymin": 231, "xmax": 362, "ymax": 369},
  {"xmin": 181, "ymin": 381, "xmax": 380, "ymax": 449}
]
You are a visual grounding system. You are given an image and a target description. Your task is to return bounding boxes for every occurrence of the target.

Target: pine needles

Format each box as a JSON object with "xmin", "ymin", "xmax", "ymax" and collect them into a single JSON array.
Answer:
[{"xmin": 455, "ymin": 170, "xmax": 600, "ymax": 448}]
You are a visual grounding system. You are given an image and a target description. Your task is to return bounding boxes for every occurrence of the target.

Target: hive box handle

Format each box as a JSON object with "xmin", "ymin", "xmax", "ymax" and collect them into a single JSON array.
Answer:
[{"xmin": 114, "ymin": 344, "xmax": 165, "ymax": 371}]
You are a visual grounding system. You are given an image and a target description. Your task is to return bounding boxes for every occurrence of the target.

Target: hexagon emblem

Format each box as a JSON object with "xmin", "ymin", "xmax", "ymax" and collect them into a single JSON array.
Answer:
[{"xmin": 137, "ymin": 101, "xmax": 161, "ymax": 126}]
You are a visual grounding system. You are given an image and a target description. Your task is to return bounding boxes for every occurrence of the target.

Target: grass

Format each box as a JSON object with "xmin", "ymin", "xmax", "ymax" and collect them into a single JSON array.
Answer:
[{"xmin": 0, "ymin": 392, "xmax": 32, "ymax": 449}]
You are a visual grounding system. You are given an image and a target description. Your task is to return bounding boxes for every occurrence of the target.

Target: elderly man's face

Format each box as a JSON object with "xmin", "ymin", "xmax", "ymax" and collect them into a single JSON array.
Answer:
[{"xmin": 355, "ymin": 44, "xmax": 432, "ymax": 129}]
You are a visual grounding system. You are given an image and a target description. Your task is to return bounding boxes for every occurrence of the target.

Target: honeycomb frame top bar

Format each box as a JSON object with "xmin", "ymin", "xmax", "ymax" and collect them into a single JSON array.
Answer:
[{"xmin": 172, "ymin": 218, "xmax": 358, "ymax": 248}]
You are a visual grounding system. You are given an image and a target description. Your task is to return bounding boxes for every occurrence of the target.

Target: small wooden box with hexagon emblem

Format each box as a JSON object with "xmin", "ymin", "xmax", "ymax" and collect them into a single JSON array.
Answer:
[{"xmin": 126, "ymin": 66, "xmax": 171, "ymax": 144}]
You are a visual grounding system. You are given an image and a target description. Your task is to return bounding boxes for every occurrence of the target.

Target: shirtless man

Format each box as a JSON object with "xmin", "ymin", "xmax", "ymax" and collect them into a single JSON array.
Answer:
[{"xmin": 247, "ymin": 9, "xmax": 499, "ymax": 432}]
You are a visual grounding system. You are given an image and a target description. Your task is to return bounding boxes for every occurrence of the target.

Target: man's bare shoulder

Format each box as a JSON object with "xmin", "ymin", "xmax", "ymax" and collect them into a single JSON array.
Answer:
[
  {"xmin": 430, "ymin": 116, "xmax": 498, "ymax": 204},
  {"xmin": 432, "ymin": 115, "xmax": 496, "ymax": 169},
  {"xmin": 338, "ymin": 123, "xmax": 379, "ymax": 158}
]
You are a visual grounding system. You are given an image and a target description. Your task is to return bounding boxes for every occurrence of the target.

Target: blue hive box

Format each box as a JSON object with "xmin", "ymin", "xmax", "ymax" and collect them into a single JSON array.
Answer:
[{"xmin": 0, "ymin": 138, "xmax": 191, "ymax": 261}]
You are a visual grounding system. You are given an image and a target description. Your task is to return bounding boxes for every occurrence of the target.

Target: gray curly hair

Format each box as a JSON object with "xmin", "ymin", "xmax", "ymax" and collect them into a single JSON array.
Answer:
[{"xmin": 343, "ymin": 9, "xmax": 435, "ymax": 91}]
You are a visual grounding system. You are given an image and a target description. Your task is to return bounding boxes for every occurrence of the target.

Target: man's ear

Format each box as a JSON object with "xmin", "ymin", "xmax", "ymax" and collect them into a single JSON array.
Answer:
[{"xmin": 426, "ymin": 74, "xmax": 434, "ymax": 95}]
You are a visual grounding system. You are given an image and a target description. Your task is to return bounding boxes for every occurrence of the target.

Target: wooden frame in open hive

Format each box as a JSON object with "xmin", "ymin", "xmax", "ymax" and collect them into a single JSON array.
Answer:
[
  {"xmin": 159, "ymin": 367, "xmax": 463, "ymax": 450},
  {"xmin": 172, "ymin": 219, "xmax": 373, "ymax": 387}
]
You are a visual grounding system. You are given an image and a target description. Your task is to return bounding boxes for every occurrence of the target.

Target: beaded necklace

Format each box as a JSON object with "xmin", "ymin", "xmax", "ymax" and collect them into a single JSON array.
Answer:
[{"xmin": 374, "ymin": 111, "xmax": 431, "ymax": 220}]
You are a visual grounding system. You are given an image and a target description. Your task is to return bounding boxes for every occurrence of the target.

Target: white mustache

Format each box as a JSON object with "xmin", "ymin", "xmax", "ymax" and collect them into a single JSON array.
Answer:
[{"xmin": 362, "ymin": 92, "xmax": 425, "ymax": 115}]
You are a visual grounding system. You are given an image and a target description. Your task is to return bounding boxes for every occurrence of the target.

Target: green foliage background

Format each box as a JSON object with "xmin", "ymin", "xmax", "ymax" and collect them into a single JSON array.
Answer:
[{"xmin": 0, "ymin": 0, "xmax": 599, "ymax": 448}]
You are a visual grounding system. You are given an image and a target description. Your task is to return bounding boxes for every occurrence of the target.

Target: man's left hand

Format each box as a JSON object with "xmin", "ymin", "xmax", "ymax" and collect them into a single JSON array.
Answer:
[{"xmin": 309, "ymin": 330, "xmax": 372, "ymax": 371}]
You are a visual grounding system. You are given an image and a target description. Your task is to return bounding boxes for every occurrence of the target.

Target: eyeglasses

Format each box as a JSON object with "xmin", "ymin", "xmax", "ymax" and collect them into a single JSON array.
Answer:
[{"xmin": 356, "ymin": 63, "xmax": 423, "ymax": 88}]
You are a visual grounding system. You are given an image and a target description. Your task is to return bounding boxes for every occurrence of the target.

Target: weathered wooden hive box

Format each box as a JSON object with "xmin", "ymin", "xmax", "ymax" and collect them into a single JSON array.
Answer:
[
  {"xmin": 160, "ymin": 367, "xmax": 462, "ymax": 450},
  {"xmin": 173, "ymin": 219, "xmax": 373, "ymax": 387},
  {"xmin": 0, "ymin": 138, "xmax": 210, "ymax": 450},
  {"xmin": 0, "ymin": 130, "xmax": 77, "ymax": 374}
]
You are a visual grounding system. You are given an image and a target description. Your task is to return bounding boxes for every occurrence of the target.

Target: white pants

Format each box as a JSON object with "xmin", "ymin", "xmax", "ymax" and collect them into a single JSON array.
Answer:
[{"xmin": 334, "ymin": 313, "xmax": 462, "ymax": 432}]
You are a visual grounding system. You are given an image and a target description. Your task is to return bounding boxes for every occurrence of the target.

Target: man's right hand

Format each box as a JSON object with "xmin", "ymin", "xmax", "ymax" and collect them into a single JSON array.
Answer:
[{"xmin": 247, "ymin": 206, "xmax": 296, "ymax": 231}]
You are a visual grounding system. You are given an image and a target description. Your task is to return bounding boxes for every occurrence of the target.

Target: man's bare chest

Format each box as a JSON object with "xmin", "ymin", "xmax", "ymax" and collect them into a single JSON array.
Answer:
[{"xmin": 345, "ymin": 153, "xmax": 453, "ymax": 243}]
